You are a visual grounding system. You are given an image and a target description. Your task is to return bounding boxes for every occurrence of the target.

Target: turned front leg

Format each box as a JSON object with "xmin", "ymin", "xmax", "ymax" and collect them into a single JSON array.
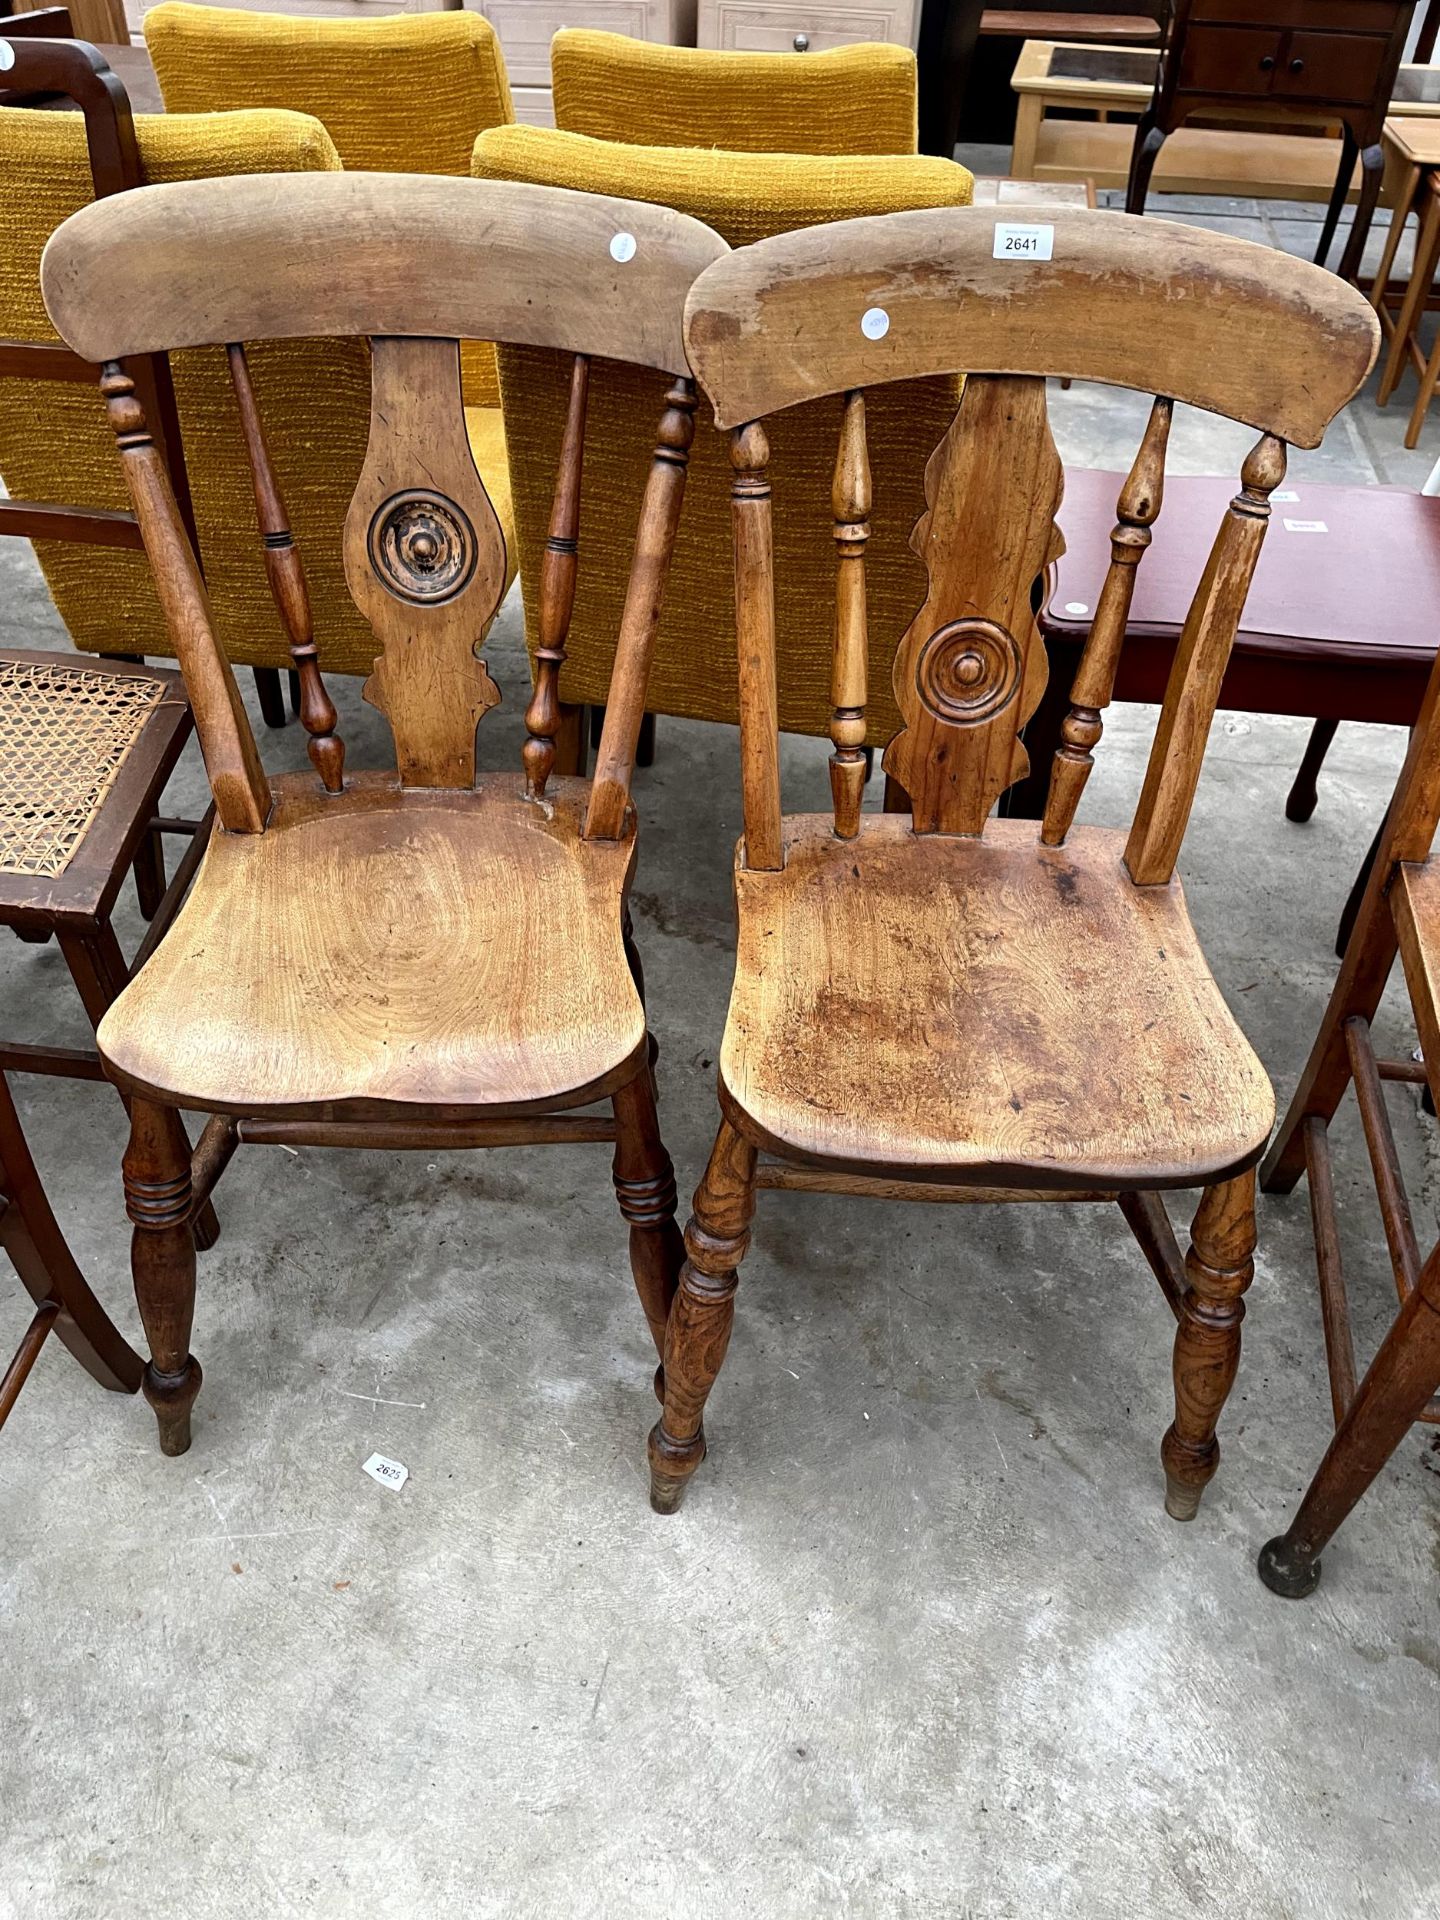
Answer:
[
  {"xmin": 611, "ymin": 1064, "xmax": 685, "ymax": 1402},
  {"xmin": 124, "ymin": 1098, "xmax": 202, "ymax": 1456},
  {"xmin": 1162, "ymin": 1170, "xmax": 1256, "ymax": 1521},
  {"xmin": 648, "ymin": 1120, "xmax": 757, "ymax": 1515}
]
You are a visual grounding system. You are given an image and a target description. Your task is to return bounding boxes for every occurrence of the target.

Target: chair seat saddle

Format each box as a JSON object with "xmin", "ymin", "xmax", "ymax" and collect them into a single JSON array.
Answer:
[
  {"xmin": 96, "ymin": 771, "xmax": 646, "ymax": 1116},
  {"xmin": 719, "ymin": 815, "xmax": 1274, "ymax": 1189}
]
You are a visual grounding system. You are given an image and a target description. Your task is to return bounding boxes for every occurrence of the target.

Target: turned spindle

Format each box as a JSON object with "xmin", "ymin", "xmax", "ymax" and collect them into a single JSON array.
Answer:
[
  {"xmin": 829, "ymin": 391, "xmax": 871, "ymax": 840},
  {"xmin": 227, "ymin": 342, "xmax": 344, "ymax": 793},
  {"xmin": 1041, "ymin": 396, "xmax": 1172, "ymax": 847},
  {"xmin": 525, "ymin": 353, "xmax": 589, "ymax": 798}
]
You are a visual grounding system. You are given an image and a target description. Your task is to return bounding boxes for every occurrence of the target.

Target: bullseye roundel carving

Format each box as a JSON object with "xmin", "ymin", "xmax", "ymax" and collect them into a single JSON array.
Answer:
[
  {"xmin": 915, "ymin": 617, "xmax": 1022, "ymax": 726},
  {"xmin": 369, "ymin": 489, "xmax": 477, "ymax": 604}
]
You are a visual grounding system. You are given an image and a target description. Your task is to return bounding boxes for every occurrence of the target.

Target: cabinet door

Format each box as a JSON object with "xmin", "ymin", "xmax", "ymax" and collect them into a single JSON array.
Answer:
[
  {"xmin": 1272, "ymin": 29, "xmax": 1388, "ymax": 104},
  {"xmin": 699, "ymin": 0, "xmax": 911, "ymax": 51},
  {"xmin": 1177, "ymin": 24, "xmax": 1283, "ymax": 95}
]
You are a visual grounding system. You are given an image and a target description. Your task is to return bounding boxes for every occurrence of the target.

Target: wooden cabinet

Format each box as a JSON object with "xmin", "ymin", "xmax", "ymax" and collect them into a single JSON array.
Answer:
[
  {"xmin": 1128, "ymin": 0, "xmax": 1415, "ymax": 279},
  {"xmin": 465, "ymin": 0, "xmax": 697, "ymax": 123},
  {"xmin": 697, "ymin": 0, "xmax": 916, "ymax": 51}
]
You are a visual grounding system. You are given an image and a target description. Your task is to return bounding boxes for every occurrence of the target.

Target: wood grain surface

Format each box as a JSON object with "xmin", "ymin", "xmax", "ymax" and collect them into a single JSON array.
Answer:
[
  {"xmin": 683, "ymin": 205, "xmax": 1378, "ymax": 443},
  {"xmin": 42, "ymin": 172, "xmax": 728, "ymax": 373},
  {"xmin": 96, "ymin": 773, "xmax": 646, "ymax": 1115},
  {"xmin": 717, "ymin": 814, "xmax": 1274, "ymax": 1188}
]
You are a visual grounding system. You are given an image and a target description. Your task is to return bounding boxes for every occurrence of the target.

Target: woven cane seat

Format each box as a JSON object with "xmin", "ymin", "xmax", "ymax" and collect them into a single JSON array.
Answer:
[
  {"xmin": 0, "ymin": 656, "xmax": 166, "ymax": 879},
  {"xmin": 0, "ymin": 651, "xmax": 191, "ymax": 921}
]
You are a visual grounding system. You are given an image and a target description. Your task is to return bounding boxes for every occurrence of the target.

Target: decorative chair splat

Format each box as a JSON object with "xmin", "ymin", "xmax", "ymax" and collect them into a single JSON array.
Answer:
[
  {"xmin": 881, "ymin": 375, "xmax": 1064, "ymax": 836},
  {"xmin": 345, "ymin": 336, "xmax": 507, "ymax": 790}
]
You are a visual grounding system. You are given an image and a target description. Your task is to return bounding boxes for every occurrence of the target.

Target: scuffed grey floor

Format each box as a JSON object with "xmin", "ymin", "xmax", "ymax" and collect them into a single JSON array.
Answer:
[{"xmin": 1, "ymin": 186, "xmax": 1437, "ymax": 1919}]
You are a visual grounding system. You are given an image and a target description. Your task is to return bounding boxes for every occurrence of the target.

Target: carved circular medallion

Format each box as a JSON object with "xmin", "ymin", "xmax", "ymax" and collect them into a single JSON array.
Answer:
[
  {"xmin": 368, "ymin": 490, "xmax": 477, "ymax": 604},
  {"xmin": 915, "ymin": 617, "xmax": 1022, "ymax": 726}
]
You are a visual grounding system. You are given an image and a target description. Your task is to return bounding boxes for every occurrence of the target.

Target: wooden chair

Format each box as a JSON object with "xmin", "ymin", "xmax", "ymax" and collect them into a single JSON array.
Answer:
[
  {"xmin": 649, "ymin": 205, "xmax": 1378, "ymax": 1519},
  {"xmin": 42, "ymin": 170, "xmax": 725, "ymax": 1461},
  {"xmin": 1257, "ymin": 624, "xmax": 1440, "ymax": 1597},
  {"xmin": 1, "ymin": 1067, "xmax": 141, "ymax": 1431}
]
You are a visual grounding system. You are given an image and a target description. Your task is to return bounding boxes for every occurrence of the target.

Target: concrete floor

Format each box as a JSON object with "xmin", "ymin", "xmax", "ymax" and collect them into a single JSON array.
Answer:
[{"xmin": 2, "ymin": 186, "xmax": 1438, "ymax": 1919}]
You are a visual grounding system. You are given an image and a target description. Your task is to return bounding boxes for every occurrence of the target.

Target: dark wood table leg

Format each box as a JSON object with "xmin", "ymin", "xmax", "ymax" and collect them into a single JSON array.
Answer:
[
  {"xmin": 1286, "ymin": 717, "xmax": 1340, "ymax": 822},
  {"xmin": 1315, "ymin": 123, "xmax": 1359, "ymax": 272},
  {"xmin": 1337, "ymin": 137, "xmax": 1386, "ymax": 285},
  {"xmin": 918, "ymin": 0, "xmax": 986, "ymax": 158},
  {"xmin": 1125, "ymin": 107, "xmax": 1170, "ymax": 216}
]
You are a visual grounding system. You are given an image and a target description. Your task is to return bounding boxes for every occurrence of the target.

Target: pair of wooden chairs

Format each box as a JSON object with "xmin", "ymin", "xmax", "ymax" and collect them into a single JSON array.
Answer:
[{"xmin": 38, "ymin": 177, "xmax": 1377, "ymax": 1548}]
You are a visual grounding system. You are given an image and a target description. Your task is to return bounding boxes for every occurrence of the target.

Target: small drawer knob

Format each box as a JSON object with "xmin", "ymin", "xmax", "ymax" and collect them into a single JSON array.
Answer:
[
  {"xmin": 1289, "ymin": 55, "xmax": 1305, "ymax": 73},
  {"xmin": 1259, "ymin": 53, "xmax": 1275, "ymax": 69},
  {"xmin": 793, "ymin": 31, "xmax": 810, "ymax": 49}
]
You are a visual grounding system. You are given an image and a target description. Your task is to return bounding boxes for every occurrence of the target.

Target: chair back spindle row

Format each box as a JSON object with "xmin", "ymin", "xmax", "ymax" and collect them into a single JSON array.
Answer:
[
  {"xmin": 1041, "ymin": 394, "xmax": 1172, "ymax": 847},
  {"xmin": 99, "ymin": 361, "xmax": 271, "ymax": 833},
  {"xmin": 524, "ymin": 351, "xmax": 589, "ymax": 799},
  {"xmin": 728, "ymin": 419, "xmax": 782, "ymax": 871},
  {"xmin": 1123, "ymin": 430, "xmax": 1287, "ymax": 885},
  {"xmin": 226, "ymin": 342, "xmax": 344, "ymax": 792},
  {"xmin": 585, "ymin": 377, "xmax": 698, "ymax": 840},
  {"xmin": 829, "ymin": 390, "xmax": 870, "ymax": 841}
]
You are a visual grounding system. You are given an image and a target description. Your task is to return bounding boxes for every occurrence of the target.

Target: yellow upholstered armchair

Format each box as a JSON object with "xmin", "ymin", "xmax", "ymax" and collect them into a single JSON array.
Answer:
[
  {"xmin": 144, "ymin": 2, "xmax": 516, "ymax": 433},
  {"xmin": 472, "ymin": 125, "xmax": 972, "ymax": 748},
  {"xmin": 0, "ymin": 106, "xmax": 405, "ymax": 686},
  {"xmin": 550, "ymin": 29, "xmax": 919, "ymax": 155}
]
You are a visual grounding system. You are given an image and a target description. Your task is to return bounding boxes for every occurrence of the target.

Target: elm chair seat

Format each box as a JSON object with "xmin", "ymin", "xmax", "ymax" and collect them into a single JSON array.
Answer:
[
  {"xmin": 96, "ymin": 773, "xmax": 646, "ymax": 1116},
  {"xmin": 720, "ymin": 816, "xmax": 1273, "ymax": 1188}
]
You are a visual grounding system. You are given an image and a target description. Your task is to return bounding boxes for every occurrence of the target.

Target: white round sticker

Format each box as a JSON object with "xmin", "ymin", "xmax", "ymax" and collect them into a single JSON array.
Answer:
[
  {"xmin": 609, "ymin": 231, "xmax": 637, "ymax": 264},
  {"xmin": 860, "ymin": 306, "xmax": 890, "ymax": 341},
  {"xmin": 1064, "ymin": 601, "xmax": 1090, "ymax": 616},
  {"xmin": 0, "ymin": 42, "xmax": 15, "ymax": 71}
]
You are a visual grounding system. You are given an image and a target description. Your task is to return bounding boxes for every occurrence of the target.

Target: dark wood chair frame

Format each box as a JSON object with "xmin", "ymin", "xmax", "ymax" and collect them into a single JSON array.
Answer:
[
  {"xmin": 0, "ymin": 30, "xmax": 296, "ymax": 730},
  {"xmin": 42, "ymin": 170, "xmax": 728, "ymax": 1462},
  {"xmin": 0, "ymin": 1066, "xmax": 141, "ymax": 1431},
  {"xmin": 1257, "ymin": 634, "xmax": 1440, "ymax": 1596},
  {"xmin": 651, "ymin": 204, "xmax": 1378, "ymax": 1520}
]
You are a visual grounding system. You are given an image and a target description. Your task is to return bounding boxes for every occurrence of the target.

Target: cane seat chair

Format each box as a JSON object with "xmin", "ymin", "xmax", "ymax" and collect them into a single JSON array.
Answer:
[
  {"xmin": 1257, "ymin": 628, "xmax": 1440, "ymax": 1597},
  {"xmin": 647, "ymin": 207, "xmax": 1379, "ymax": 1520},
  {"xmin": 41, "ymin": 170, "xmax": 726, "ymax": 1460},
  {"xmin": 1, "ymin": 1068, "xmax": 141, "ymax": 1432}
]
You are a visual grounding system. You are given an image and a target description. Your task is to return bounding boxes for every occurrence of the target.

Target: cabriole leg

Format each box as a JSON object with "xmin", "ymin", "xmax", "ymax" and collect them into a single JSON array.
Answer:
[
  {"xmin": 648, "ymin": 1119, "xmax": 756, "ymax": 1515},
  {"xmin": 611, "ymin": 1064, "xmax": 685, "ymax": 1403},
  {"xmin": 123, "ymin": 1097, "xmax": 201, "ymax": 1456},
  {"xmin": 1162, "ymin": 1170, "xmax": 1256, "ymax": 1521}
]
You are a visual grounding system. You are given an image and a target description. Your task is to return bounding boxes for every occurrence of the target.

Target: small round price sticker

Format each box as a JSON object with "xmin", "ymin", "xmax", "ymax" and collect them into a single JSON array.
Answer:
[
  {"xmin": 860, "ymin": 307, "xmax": 890, "ymax": 341},
  {"xmin": 0, "ymin": 43, "xmax": 15, "ymax": 71},
  {"xmin": 609, "ymin": 231, "xmax": 637, "ymax": 264}
]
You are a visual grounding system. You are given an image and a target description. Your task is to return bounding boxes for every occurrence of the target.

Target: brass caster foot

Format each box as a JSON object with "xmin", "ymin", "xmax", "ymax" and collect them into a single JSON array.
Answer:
[{"xmin": 1257, "ymin": 1536, "xmax": 1322, "ymax": 1598}]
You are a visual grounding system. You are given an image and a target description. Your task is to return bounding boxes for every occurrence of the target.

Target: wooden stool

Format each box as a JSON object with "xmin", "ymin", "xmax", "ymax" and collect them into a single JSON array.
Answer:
[{"xmin": 1373, "ymin": 119, "xmax": 1440, "ymax": 446}]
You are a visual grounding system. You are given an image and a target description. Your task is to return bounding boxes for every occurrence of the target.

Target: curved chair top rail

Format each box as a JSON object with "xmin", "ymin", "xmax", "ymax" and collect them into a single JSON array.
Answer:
[
  {"xmin": 682, "ymin": 205, "xmax": 1379, "ymax": 445},
  {"xmin": 42, "ymin": 171, "xmax": 729, "ymax": 374}
]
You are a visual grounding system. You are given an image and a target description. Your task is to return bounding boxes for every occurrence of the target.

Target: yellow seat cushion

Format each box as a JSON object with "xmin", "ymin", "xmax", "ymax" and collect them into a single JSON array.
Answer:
[
  {"xmin": 472, "ymin": 126, "xmax": 973, "ymax": 741},
  {"xmin": 551, "ymin": 29, "xmax": 917, "ymax": 154},
  {"xmin": 145, "ymin": 2, "xmax": 514, "ymax": 407}
]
